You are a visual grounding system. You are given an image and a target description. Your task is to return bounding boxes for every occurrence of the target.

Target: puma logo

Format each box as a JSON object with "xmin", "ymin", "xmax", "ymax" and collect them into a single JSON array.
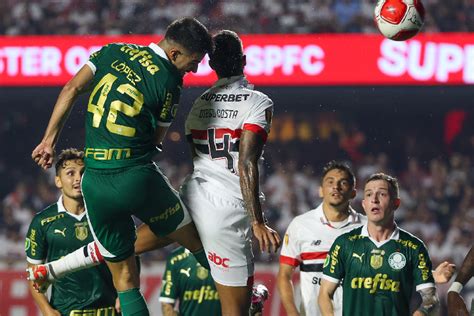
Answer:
[
  {"xmin": 180, "ymin": 268, "xmax": 191, "ymax": 277},
  {"xmin": 54, "ymin": 228, "xmax": 66, "ymax": 237},
  {"xmin": 352, "ymin": 252, "xmax": 365, "ymax": 262}
]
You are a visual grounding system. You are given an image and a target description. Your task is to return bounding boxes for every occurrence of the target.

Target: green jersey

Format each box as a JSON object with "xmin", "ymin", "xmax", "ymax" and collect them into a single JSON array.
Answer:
[
  {"xmin": 322, "ymin": 224, "xmax": 435, "ymax": 316},
  {"xmin": 160, "ymin": 247, "xmax": 221, "ymax": 316},
  {"xmin": 25, "ymin": 197, "xmax": 117, "ymax": 315},
  {"xmin": 84, "ymin": 42, "xmax": 182, "ymax": 169}
]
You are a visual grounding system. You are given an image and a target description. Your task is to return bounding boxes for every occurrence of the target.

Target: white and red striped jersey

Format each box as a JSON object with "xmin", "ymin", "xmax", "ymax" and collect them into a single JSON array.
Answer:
[
  {"xmin": 280, "ymin": 204, "xmax": 366, "ymax": 316},
  {"xmin": 185, "ymin": 75, "xmax": 272, "ymax": 199}
]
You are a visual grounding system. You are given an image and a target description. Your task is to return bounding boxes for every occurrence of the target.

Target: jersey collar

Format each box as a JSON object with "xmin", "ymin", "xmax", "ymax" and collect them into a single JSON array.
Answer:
[
  {"xmin": 57, "ymin": 195, "xmax": 86, "ymax": 221},
  {"xmin": 148, "ymin": 43, "xmax": 169, "ymax": 61},
  {"xmin": 317, "ymin": 203, "xmax": 362, "ymax": 228},
  {"xmin": 361, "ymin": 223, "xmax": 400, "ymax": 247},
  {"xmin": 212, "ymin": 75, "xmax": 253, "ymax": 89}
]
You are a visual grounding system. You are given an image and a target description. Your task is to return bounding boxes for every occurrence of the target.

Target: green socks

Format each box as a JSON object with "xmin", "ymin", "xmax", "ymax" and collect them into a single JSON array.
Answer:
[
  {"xmin": 117, "ymin": 288, "xmax": 149, "ymax": 316},
  {"xmin": 192, "ymin": 248, "xmax": 210, "ymax": 269}
]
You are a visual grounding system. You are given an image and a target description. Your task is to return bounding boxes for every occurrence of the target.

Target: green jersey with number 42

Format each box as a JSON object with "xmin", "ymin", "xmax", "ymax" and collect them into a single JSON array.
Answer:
[
  {"xmin": 85, "ymin": 42, "xmax": 182, "ymax": 169},
  {"xmin": 322, "ymin": 225, "xmax": 435, "ymax": 316}
]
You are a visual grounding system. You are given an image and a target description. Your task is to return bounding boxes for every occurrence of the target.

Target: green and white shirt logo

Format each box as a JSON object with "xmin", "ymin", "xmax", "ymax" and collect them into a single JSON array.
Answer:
[{"xmin": 388, "ymin": 252, "xmax": 406, "ymax": 270}]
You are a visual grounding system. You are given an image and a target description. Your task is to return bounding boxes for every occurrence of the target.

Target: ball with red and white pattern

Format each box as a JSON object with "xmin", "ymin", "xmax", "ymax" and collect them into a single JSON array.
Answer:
[{"xmin": 374, "ymin": 0, "xmax": 425, "ymax": 41}]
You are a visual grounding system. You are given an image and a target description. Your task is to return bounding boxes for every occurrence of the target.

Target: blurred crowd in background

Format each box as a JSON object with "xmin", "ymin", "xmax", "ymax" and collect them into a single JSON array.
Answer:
[
  {"xmin": 1, "ymin": 111, "xmax": 472, "ymax": 271},
  {"xmin": 1, "ymin": 0, "xmax": 474, "ymax": 36}
]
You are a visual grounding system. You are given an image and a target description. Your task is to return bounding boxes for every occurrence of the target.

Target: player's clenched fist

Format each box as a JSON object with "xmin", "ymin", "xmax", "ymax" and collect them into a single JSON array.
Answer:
[{"xmin": 32, "ymin": 142, "xmax": 54, "ymax": 169}]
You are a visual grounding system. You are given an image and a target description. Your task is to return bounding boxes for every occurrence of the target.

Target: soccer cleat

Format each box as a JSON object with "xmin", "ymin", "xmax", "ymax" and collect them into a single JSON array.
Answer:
[
  {"xmin": 250, "ymin": 284, "xmax": 269, "ymax": 314},
  {"xmin": 26, "ymin": 264, "xmax": 53, "ymax": 293}
]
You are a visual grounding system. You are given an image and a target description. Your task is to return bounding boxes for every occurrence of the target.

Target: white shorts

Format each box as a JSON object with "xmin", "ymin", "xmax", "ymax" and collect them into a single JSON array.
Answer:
[{"xmin": 180, "ymin": 177, "xmax": 254, "ymax": 287}]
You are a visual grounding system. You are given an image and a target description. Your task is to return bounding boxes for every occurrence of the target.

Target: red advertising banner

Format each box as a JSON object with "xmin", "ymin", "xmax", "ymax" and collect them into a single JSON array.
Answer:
[
  {"xmin": 0, "ymin": 33, "xmax": 473, "ymax": 86},
  {"xmin": 0, "ymin": 267, "xmax": 298, "ymax": 316}
]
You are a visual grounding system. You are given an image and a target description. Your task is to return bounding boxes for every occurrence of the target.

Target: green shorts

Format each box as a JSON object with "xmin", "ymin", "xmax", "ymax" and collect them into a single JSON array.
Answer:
[{"xmin": 82, "ymin": 162, "xmax": 191, "ymax": 262}]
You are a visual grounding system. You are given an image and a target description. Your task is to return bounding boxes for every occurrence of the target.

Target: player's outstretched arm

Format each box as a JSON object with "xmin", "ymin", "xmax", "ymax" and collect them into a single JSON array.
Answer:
[
  {"xmin": 277, "ymin": 264, "xmax": 300, "ymax": 316},
  {"xmin": 433, "ymin": 261, "xmax": 456, "ymax": 284},
  {"xmin": 447, "ymin": 246, "xmax": 473, "ymax": 316},
  {"xmin": 239, "ymin": 130, "xmax": 281, "ymax": 253},
  {"xmin": 413, "ymin": 286, "xmax": 440, "ymax": 316},
  {"xmin": 318, "ymin": 278, "xmax": 338, "ymax": 316},
  {"xmin": 32, "ymin": 65, "xmax": 93, "ymax": 169},
  {"xmin": 27, "ymin": 263, "xmax": 60, "ymax": 316}
]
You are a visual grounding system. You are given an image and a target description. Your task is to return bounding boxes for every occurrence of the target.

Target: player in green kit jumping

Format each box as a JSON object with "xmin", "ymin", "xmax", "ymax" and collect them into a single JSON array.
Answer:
[
  {"xmin": 319, "ymin": 173, "xmax": 440, "ymax": 316},
  {"xmin": 26, "ymin": 149, "xmax": 118, "ymax": 316},
  {"xmin": 31, "ymin": 17, "xmax": 212, "ymax": 316}
]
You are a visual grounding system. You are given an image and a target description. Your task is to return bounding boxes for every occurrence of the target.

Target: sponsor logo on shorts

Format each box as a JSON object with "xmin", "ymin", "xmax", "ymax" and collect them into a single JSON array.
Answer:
[
  {"xmin": 208, "ymin": 252, "xmax": 230, "ymax": 268},
  {"xmin": 149, "ymin": 202, "xmax": 181, "ymax": 222}
]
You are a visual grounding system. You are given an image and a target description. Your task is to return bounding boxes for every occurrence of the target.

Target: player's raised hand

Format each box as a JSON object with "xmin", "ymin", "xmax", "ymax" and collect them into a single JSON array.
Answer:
[
  {"xmin": 433, "ymin": 261, "xmax": 456, "ymax": 284},
  {"xmin": 447, "ymin": 292, "xmax": 469, "ymax": 316},
  {"xmin": 32, "ymin": 142, "xmax": 55, "ymax": 169},
  {"xmin": 252, "ymin": 222, "xmax": 281, "ymax": 253}
]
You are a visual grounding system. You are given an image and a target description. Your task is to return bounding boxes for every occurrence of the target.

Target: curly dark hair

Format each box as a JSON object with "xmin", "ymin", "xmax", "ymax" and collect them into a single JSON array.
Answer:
[{"xmin": 55, "ymin": 148, "xmax": 84, "ymax": 175}]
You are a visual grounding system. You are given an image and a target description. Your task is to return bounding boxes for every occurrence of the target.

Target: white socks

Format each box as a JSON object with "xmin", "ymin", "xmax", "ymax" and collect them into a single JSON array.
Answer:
[{"xmin": 48, "ymin": 241, "xmax": 104, "ymax": 280}]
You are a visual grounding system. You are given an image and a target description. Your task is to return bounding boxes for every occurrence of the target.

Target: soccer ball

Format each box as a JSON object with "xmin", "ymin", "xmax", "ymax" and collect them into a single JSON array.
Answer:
[{"xmin": 374, "ymin": 0, "xmax": 425, "ymax": 41}]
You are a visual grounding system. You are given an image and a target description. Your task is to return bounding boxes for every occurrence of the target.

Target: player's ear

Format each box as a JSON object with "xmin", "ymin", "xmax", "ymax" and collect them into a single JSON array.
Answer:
[
  {"xmin": 318, "ymin": 186, "xmax": 323, "ymax": 198},
  {"xmin": 242, "ymin": 55, "xmax": 247, "ymax": 68},
  {"xmin": 54, "ymin": 176, "xmax": 62, "ymax": 189},
  {"xmin": 392, "ymin": 198, "xmax": 401, "ymax": 209},
  {"xmin": 169, "ymin": 48, "xmax": 181, "ymax": 62}
]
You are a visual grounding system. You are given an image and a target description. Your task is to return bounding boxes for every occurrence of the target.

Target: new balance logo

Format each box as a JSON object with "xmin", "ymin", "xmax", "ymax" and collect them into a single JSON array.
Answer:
[
  {"xmin": 180, "ymin": 268, "xmax": 191, "ymax": 277},
  {"xmin": 311, "ymin": 240, "xmax": 322, "ymax": 246},
  {"xmin": 54, "ymin": 228, "xmax": 66, "ymax": 237},
  {"xmin": 352, "ymin": 252, "xmax": 365, "ymax": 262},
  {"xmin": 208, "ymin": 252, "xmax": 230, "ymax": 268}
]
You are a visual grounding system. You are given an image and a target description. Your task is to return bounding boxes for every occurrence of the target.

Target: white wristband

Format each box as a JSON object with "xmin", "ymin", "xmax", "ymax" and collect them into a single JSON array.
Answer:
[{"xmin": 448, "ymin": 281, "xmax": 463, "ymax": 294}]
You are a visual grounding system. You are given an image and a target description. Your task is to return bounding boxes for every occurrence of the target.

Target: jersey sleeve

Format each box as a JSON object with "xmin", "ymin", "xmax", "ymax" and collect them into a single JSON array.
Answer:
[
  {"xmin": 25, "ymin": 215, "xmax": 47, "ymax": 264},
  {"xmin": 279, "ymin": 220, "xmax": 301, "ymax": 267},
  {"xmin": 322, "ymin": 235, "xmax": 346, "ymax": 284},
  {"xmin": 157, "ymin": 85, "xmax": 181, "ymax": 127},
  {"xmin": 413, "ymin": 242, "xmax": 435, "ymax": 291},
  {"xmin": 86, "ymin": 44, "xmax": 111, "ymax": 75},
  {"xmin": 242, "ymin": 95, "xmax": 273, "ymax": 142},
  {"xmin": 159, "ymin": 256, "xmax": 179, "ymax": 304}
]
